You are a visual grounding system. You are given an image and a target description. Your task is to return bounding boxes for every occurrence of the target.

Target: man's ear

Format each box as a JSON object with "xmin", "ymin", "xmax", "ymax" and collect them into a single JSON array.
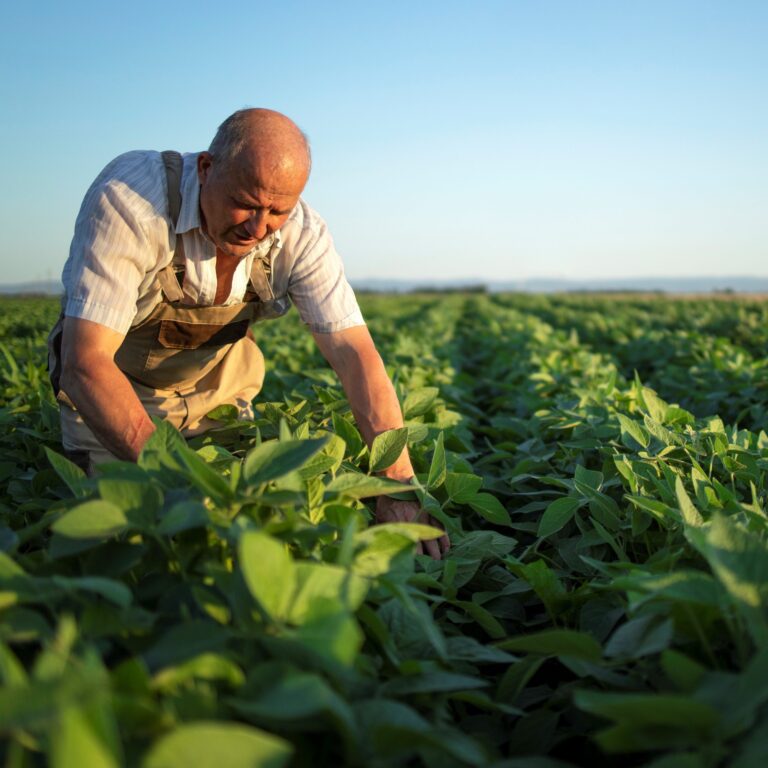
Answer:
[{"xmin": 197, "ymin": 152, "xmax": 213, "ymax": 183}]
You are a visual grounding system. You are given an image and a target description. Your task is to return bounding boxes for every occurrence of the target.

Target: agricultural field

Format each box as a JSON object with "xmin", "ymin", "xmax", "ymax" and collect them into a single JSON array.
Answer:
[{"xmin": 1, "ymin": 292, "xmax": 768, "ymax": 768}]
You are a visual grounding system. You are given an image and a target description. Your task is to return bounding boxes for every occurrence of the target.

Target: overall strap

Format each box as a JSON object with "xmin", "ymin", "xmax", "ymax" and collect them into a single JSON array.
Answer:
[
  {"xmin": 161, "ymin": 151, "xmax": 184, "ymax": 226},
  {"xmin": 158, "ymin": 151, "xmax": 185, "ymax": 302},
  {"xmin": 248, "ymin": 257, "xmax": 275, "ymax": 302},
  {"xmin": 246, "ymin": 234, "xmax": 280, "ymax": 303}
]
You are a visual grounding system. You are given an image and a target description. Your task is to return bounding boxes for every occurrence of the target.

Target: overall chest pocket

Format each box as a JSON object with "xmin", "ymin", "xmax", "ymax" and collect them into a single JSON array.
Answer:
[{"xmin": 156, "ymin": 318, "xmax": 250, "ymax": 349}]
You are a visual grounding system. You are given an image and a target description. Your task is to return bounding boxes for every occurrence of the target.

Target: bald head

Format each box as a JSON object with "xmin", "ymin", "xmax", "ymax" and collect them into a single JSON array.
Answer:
[
  {"xmin": 208, "ymin": 108, "xmax": 311, "ymax": 190},
  {"xmin": 197, "ymin": 109, "xmax": 311, "ymax": 258}
]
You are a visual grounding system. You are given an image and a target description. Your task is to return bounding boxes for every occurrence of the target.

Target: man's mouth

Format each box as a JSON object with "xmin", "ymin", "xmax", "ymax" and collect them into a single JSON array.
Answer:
[{"xmin": 231, "ymin": 229, "xmax": 255, "ymax": 245}]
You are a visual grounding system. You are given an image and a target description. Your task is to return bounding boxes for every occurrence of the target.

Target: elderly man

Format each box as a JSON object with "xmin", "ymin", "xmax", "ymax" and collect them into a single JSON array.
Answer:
[{"xmin": 48, "ymin": 108, "xmax": 449, "ymax": 558}]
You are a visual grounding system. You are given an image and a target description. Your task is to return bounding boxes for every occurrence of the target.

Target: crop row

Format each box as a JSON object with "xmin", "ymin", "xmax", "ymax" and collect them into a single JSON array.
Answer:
[{"xmin": 0, "ymin": 295, "xmax": 767, "ymax": 767}]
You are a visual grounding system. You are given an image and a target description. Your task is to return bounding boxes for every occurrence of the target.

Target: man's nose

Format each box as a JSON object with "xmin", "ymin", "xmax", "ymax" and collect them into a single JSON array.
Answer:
[{"xmin": 244, "ymin": 209, "xmax": 269, "ymax": 240}]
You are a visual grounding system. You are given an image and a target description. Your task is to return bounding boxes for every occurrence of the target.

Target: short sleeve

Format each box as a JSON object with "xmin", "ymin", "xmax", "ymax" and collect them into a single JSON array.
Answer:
[
  {"xmin": 62, "ymin": 152, "xmax": 168, "ymax": 334},
  {"xmin": 283, "ymin": 202, "xmax": 365, "ymax": 333}
]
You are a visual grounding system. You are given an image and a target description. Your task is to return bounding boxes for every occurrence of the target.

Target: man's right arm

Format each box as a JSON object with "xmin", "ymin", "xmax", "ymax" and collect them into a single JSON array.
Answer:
[{"xmin": 59, "ymin": 317, "xmax": 155, "ymax": 461}]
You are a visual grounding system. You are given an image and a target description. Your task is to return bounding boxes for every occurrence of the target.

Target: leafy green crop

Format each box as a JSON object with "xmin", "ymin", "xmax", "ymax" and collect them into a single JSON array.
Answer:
[{"xmin": 1, "ymin": 293, "xmax": 767, "ymax": 767}]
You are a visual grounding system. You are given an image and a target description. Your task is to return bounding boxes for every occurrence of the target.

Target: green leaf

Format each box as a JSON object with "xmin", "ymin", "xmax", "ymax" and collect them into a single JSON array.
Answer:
[
  {"xmin": 661, "ymin": 650, "xmax": 706, "ymax": 693},
  {"xmin": 604, "ymin": 615, "xmax": 673, "ymax": 658},
  {"xmin": 139, "ymin": 420, "xmax": 187, "ymax": 464},
  {"xmin": 228, "ymin": 670, "xmax": 356, "ymax": 737},
  {"xmin": 453, "ymin": 530, "xmax": 517, "ymax": 562},
  {"xmin": 143, "ymin": 621, "xmax": 230, "ymax": 671},
  {"xmin": 239, "ymin": 531, "xmax": 296, "ymax": 621},
  {"xmin": 379, "ymin": 591, "xmax": 448, "ymax": 661},
  {"xmin": 356, "ymin": 698, "xmax": 488, "ymax": 765},
  {"xmin": 44, "ymin": 448, "xmax": 88, "ymax": 498},
  {"xmin": 243, "ymin": 437, "xmax": 328, "ymax": 485},
  {"xmin": 318, "ymin": 432, "xmax": 346, "ymax": 474},
  {"xmin": 675, "ymin": 476, "xmax": 704, "ymax": 527},
  {"xmin": 53, "ymin": 680, "xmax": 119, "ymax": 764},
  {"xmin": 356, "ymin": 522, "xmax": 445, "ymax": 543},
  {"xmin": 445, "ymin": 636, "xmax": 517, "ymax": 664},
  {"xmin": 497, "ymin": 656, "xmax": 546, "ymax": 703},
  {"xmin": 538, "ymin": 496, "xmax": 581, "ymax": 537},
  {"xmin": 617, "ymin": 414, "xmax": 650, "ymax": 450},
  {"xmin": 638, "ymin": 387, "xmax": 670, "ymax": 423},
  {"xmin": 351, "ymin": 529, "xmax": 417, "ymax": 578},
  {"xmin": 205, "ymin": 404, "xmax": 239, "ymax": 422},
  {"xmin": 288, "ymin": 562, "xmax": 368, "ymax": 624},
  {"xmin": 426, "ymin": 431, "xmax": 446, "ymax": 489},
  {"xmin": 453, "ymin": 600, "xmax": 506, "ymax": 640},
  {"xmin": 712, "ymin": 649, "xmax": 768, "ymax": 737},
  {"xmin": 687, "ymin": 514, "xmax": 768, "ymax": 630},
  {"xmin": 52, "ymin": 501, "xmax": 129, "ymax": 540},
  {"xmin": 291, "ymin": 611, "xmax": 363, "ymax": 666},
  {"xmin": 50, "ymin": 703, "xmax": 122, "ymax": 768},
  {"xmin": 497, "ymin": 629, "xmax": 602, "ymax": 662},
  {"xmin": 626, "ymin": 495, "xmax": 680, "ymax": 525},
  {"xmin": 175, "ymin": 446, "xmax": 233, "ymax": 502},
  {"xmin": 51, "ymin": 576, "xmax": 132, "ymax": 608},
  {"xmin": 406, "ymin": 423, "xmax": 430, "ymax": 443},
  {"xmin": 445, "ymin": 472, "xmax": 483, "ymax": 503},
  {"xmin": 332, "ymin": 412, "xmax": 364, "ymax": 457},
  {"xmin": 142, "ymin": 722, "xmax": 292, "ymax": 768},
  {"xmin": 0, "ymin": 642, "xmax": 28, "ymax": 686},
  {"xmin": 381, "ymin": 671, "xmax": 489, "ymax": 696},
  {"xmin": 152, "ymin": 653, "xmax": 245, "ymax": 691},
  {"xmin": 574, "ymin": 689, "xmax": 718, "ymax": 729},
  {"xmin": 325, "ymin": 473, "xmax": 413, "ymax": 500},
  {"xmin": 644, "ymin": 415, "xmax": 683, "ymax": 447},
  {"xmin": 402, "ymin": 387, "xmax": 439, "ymax": 418},
  {"xmin": 0, "ymin": 644, "xmax": 106, "ymax": 729},
  {"xmin": 156, "ymin": 501, "xmax": 210, "ymax": 536},
  {"xmin": 611, "ymin": 571, "xmax": 723, "ymax": 608},
  {"xmin": 0, "ymin": 551, "xmax": 24, "ymax": 579},
  {"xmin": 369, "ymin": 428, "xmax": 409, "ymax": 473},
  {"xmin": 574, "ymin": 465, "xmax": 603, "ymax": 491},
  {"xmin": 468, "ymin": 493, "xmax": 511, "ymax": 525},
  {"xmin": 512, "ymin": 559, "xmax": 565, "ymax": 615},
  {"xmin": 97, "ymin": 479, "xmax": 162, "ymax": 530}
]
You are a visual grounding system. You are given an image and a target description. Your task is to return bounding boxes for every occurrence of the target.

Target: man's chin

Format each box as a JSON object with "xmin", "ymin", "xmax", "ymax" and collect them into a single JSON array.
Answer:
[{"xmin": 218, "ymin": 241, "xmax": 255, "ymax": 259}]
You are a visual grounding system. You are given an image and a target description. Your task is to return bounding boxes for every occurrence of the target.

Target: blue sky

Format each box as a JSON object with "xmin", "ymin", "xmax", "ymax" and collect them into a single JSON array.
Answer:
[{"xmin": 2, "ymin": 0, "xmax": 766, "ymax": 284}]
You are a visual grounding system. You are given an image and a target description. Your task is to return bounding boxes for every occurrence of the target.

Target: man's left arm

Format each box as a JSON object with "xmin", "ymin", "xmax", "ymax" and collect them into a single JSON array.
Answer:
[{"xmin": 312, "ymin": 325, "xmax": 450, "ymax": 559}]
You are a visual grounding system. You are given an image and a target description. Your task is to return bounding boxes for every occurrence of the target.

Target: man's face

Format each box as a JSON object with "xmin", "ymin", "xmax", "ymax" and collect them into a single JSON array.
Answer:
[{"xmin": 197, "ymin": 150, "xmax": 305, "ymax": 259}]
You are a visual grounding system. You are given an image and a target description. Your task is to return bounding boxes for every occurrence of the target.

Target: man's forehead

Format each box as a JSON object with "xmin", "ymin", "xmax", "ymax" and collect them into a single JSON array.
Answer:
[
  {"xmin": 238, "ymin": 183, "xmax": 300, "ymax": 208},
  {"xmin": 217, "ymin": 166, "xmax": 297, "ymax": 215},
  {"xmin": 232, "ymin": 143, "xmax": 308, "ymax": 195}
]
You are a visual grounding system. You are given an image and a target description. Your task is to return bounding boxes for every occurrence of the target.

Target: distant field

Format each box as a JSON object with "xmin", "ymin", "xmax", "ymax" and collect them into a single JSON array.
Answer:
[{"xmin": 1, "ymin": 293, "xmax": 767, "ymax": 767}]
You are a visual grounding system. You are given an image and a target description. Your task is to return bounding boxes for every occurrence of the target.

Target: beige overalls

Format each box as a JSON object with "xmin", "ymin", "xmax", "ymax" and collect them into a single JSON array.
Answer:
[{"xmin": 48, "ymin": 151, "xmax": 290, "ymax": 472}]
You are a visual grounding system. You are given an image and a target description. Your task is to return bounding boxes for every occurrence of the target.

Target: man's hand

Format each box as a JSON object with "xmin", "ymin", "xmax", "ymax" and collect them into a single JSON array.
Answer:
[
  {"xmin": 375, "ymin": 496, "xmax": 451, "ymax": 560},
  {"xmin": 312, "ymin": 326, "xmax": 452, "ymax": 558}
]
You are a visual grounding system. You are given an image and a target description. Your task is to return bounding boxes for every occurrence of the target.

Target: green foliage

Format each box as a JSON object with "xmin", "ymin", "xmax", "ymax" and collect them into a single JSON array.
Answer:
[{"xmin": 2, "ymin": 293, "xmax": 768, "ymax": 767}]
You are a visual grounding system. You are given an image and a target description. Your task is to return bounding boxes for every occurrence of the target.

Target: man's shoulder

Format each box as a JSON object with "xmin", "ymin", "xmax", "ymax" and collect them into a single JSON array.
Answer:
[
  {"xmin": 86, "ymin": 150, "xmax": 169, "ymax": 222},
  {"xmin": 282, "ymin": 198, "xmax": 327, "ymax": 240},
  {"xmin": 96, "ymin": 150, "xmax": 164, "ymax": 182}
]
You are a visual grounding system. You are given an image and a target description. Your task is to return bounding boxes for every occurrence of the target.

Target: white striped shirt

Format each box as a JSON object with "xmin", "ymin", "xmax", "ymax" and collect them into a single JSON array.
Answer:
[{"xmin": 62, "ymin": 151, "xmax": 365, "ymax": 334}]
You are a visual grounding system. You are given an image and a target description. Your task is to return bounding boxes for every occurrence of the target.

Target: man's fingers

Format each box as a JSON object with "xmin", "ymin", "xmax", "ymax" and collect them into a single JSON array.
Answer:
[
  {"xmin": 376, "ymin": 500, "xmax": 450, "ymax": 559},
  {"xmin": 427, "ymin": 516, "xmax": 451, "ymax": 557},
  {"xmin": 424, "ymin": 536, "xmax": 442, "ymax": 560}
]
